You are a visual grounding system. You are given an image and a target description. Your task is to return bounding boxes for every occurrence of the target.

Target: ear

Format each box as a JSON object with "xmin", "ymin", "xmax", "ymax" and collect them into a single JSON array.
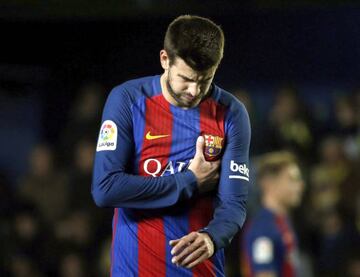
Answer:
[{"xmin": 160, "ymin": 49, "xmax": 170, "ymax": 71}]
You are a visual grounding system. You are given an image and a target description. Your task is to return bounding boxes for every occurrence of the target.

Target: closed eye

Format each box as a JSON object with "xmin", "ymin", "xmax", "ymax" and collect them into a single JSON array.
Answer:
[
  {"xmin": 177, "ymin": 74, "xmax": 213, "ymax": 84},
  {"xmin": 178, "ymin": 74, "xmax": 194, "ymax": 82}
]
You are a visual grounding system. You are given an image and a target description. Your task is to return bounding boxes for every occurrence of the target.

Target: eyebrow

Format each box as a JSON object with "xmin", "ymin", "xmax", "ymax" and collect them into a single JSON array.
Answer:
[{"xmin": 177, "ymin": 73, "xmax": 213, "ymax": 82}]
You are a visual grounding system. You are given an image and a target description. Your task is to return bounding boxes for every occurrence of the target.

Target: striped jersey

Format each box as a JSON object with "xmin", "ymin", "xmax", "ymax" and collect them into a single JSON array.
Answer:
[
  {"xmin": 92, "ymin": 75, "xmax": 251, "ymax": 277},
  {"xmin": 242, "ymin": 207, "xmax": 299, "ymax": 277}
]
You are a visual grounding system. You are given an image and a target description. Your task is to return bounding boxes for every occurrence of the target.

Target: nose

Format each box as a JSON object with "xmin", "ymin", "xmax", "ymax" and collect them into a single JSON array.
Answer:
[{"xmin": 187, "ymin": 83, "xmax": 201, "ymax": 97}]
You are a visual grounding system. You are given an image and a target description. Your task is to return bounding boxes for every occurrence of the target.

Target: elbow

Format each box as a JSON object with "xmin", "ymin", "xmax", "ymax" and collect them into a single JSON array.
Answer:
[
  {"xmin": 91, "ymin": 181, "xmax": 111, "ymax": 208},
  {"xmin": 92, "ymin": 189, "xmax": 108, "ymax": 208},
  {"xmin": 92, "ymin": 172, "xmax": 129, "ymax": 208}
]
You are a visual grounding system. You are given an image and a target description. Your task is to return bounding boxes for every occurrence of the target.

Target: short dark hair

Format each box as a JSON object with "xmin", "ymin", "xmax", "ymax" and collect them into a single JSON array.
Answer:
[
  {"xmin": 257, "ymin": 151, "xmax": 298, "ymax": 182},
  {"xmin": 164, "ymin": 15, "xmax": 225, "ymax": 71}
]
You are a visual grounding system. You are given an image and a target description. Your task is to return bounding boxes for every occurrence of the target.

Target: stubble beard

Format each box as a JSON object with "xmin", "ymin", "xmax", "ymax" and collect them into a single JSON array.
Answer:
[{"xmin": 166, "ymin": 71, "xmax": 209, "ymax": 108}]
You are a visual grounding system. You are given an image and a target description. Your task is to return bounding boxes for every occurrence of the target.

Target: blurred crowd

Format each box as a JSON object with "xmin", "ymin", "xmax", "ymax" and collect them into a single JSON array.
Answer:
[
  {"xmin": 232, "ymin": 87, "xmax": 360, "ymax": 277},
  {"xmin": 0, "ymin": 83, "xmax": 112, "ymax": 277},
  {"xmin": 1, "ymin": 82, "xmax": 360, "ymax": 277}
]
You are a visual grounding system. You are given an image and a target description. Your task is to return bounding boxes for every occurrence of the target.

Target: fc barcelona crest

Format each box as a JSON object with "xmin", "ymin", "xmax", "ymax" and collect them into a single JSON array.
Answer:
[{"xmin": 204, "ymin": 134, "xmax": 224, "ymax": 161}]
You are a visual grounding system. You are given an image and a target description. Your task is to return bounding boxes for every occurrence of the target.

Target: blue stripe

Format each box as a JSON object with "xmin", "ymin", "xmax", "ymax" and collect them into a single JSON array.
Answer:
[
  {"xmin": 110, "ymin": 208, "xmax": 119, "ymax": 277},
  {"xmin": 152, "ymin": 75, "xmax": 162, "ymax": 95},
  {"xmin": 163, "ymin": 105, "xmax": 200, "ymax": 277},
  {"xmin": 131, "ymin": 96, "xmax": 146, "ymax": 174},
  {"xmin": 112, "ymin": 208, "xmax": 139, "ymax": 276}
]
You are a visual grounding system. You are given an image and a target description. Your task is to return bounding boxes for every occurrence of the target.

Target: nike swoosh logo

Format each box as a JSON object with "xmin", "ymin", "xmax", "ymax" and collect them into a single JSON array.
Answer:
[{"xmin": 145, "ymin": 131, "xmax": 170, "ymax": 140}]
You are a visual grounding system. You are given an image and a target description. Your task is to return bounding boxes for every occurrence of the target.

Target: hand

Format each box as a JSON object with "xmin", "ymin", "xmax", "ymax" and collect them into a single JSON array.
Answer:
[
  {"xmin": 188, "ymin": 136, "xmax": 220, "ymax": 193},
  {"xmin": 169, "ymin": 232, "xmax": 215, "ymax": 268}
]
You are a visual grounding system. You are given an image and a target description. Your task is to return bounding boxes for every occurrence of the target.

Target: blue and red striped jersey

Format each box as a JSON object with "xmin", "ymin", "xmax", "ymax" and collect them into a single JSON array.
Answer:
[
  {"xmin": 242, "ymin": 207, "xmax": 300, "ymax": 277},
  {"xmin": 92, "ymin": 75, "xmax": 251, "ymax": 277}
]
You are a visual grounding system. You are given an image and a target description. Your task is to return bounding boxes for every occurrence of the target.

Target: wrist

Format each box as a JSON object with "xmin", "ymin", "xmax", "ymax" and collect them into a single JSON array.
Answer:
[{"xmin": 198, "ymin": 229, "xmax": 216, "ymax": 255}]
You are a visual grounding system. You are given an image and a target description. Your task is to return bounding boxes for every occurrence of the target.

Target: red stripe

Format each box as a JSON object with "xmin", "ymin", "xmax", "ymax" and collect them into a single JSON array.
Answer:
[
  {"xmin": 199, "ymin": 98, "xmax": 225, "ymax": 139},
  {"xmin": 110, "ymin": 208, "xmax": 119, "ymax": 277},
  {"xmin": 242, "ymin": 252, "xmax": 254, "ymax": 277},
  {"xmin": 189, "ymin": 98, "xmax": 226, "ymax": 277},
  {"xmin": 137, "ymin": 95, "xmax": 173, "ymax": 277},
  {"xmin": 275, "ymin": 216, "xmax": 295, "ymax": 277},
  {"xmin": 241, "ymin": 222, "xmax": 254, "ymax": 277}
]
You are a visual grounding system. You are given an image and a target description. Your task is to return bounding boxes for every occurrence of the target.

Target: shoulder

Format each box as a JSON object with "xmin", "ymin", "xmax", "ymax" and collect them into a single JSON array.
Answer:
[
  {"xmin": 211, "ymin": 85, "xmax": 247, "ymax": 115},
  {"xmin": 107, "ymin": 75, "xmax": 158, "ymax": 104},
  {"xmin": 211, "ymin": 85, "xmax": 249, "ymax": 130},
  {"xmin": 243, "ymin": 209, "xmax": 284, "ymax": 266},
  {"xmin": 101, "ymin": 76, "xmax": 156, "ymax": 120},
  {"xmin": 210, "ymin": 85, "xmax": 250, "ymax": 136}
]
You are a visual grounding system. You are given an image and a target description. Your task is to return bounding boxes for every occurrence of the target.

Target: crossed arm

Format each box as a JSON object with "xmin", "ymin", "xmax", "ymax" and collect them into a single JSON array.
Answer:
[{"xmin": 92, "ymin": 88, "xmax": 250, "ymax": 268}]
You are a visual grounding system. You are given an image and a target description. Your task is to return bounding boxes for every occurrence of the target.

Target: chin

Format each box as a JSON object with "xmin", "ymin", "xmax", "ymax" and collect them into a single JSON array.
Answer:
[{"xmin": 180, "ymin": 101, "xmax": 196, "ymax": 108}]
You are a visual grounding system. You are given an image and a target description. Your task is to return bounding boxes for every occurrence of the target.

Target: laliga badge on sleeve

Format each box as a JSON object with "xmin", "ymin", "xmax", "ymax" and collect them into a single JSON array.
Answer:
[
  {"xmin": 253, "ymin": 236, "xmax": 274, "ymax": 264},
  {"xmin": 96, "ymin": 120, "xmax": 117, "ymax": 151}
]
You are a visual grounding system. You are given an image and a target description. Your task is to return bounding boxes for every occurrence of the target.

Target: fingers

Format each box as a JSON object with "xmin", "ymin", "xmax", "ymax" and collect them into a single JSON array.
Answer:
[
  {"xmin": 170, "ymin": 232, "xmax": 214, "ymax": 269},
  {"xmin": 169, "ymin": 239, "xmax": 180, "ymax": 246},
  {"xmin": 194, "ymin": 136, "xmax": 205, "ymax": 160},
  {"xmin": 185, "ymin": 252, "xmax": 209, "ymax": 269},
  {"xmin": 171, "ymin": 232, "xmax": 197, "ymax": 256},
  {"xmin": 180, "ymin": 244, "xmax": 207, "ymax": 267},
  {"xmin": 182, "ymin": 233, "xmax": 214, "ymax": 268},
  {"xmin": 171, "ymin": 234, "xmax": 202, "ymax": 265}
]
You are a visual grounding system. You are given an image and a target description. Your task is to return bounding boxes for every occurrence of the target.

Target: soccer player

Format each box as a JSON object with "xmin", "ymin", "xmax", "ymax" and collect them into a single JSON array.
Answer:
[
  {"xmin": 242, "ymin": 152, "xmax": 304, "ymax": 277},
  {"xmin": 92, "ymin": 15, "xmax": 251, "ymax": 276}
]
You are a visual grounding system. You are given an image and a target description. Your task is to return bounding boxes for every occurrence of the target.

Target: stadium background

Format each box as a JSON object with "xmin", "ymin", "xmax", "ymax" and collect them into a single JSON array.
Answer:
[{"xmin": 1, "ymin": 1, "xmax": 360, "ymax": 276}]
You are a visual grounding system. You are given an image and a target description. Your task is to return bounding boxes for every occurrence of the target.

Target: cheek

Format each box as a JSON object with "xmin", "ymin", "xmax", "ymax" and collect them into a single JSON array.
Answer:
[
  {"xmin": 287, "ymin": 184, "xmax": 302, "ymax": 201},
  {"xmin": 277, "ymin": 183, "xmax": 297, "ymax": 201},
  {"xmin": 171, "ymin": 80, "xmax": 187, "ymax": 92}
]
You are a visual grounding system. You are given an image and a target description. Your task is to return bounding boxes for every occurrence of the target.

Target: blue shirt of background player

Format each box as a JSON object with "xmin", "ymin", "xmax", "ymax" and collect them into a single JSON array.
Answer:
[{"xmin": 242, "ymin": 207, "xmax": 299, "ymax": 277}]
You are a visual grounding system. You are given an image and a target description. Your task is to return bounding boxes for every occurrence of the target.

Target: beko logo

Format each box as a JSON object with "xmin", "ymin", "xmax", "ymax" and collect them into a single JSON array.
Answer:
[{"xmin": 229, "ymin": 160, "xmax": 250, "ymax": 181}]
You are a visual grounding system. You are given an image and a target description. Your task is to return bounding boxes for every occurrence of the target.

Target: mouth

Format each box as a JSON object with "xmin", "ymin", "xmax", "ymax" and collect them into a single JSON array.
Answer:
[{"xmin": 182, "ymin": 94, "xmax": 195, "ymax": 101}]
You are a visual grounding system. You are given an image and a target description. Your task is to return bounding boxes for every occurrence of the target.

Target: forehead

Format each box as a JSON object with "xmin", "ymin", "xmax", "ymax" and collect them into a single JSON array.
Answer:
[{"xmin": 171, "ymin": 57, "xmax": 216, "ymax": 80}]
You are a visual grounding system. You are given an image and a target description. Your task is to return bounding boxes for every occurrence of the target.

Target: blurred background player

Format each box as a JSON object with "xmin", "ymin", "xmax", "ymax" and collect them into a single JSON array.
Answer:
[{"xmin": 242, "ymin": 151, "xmax": 304, "ymax": 277}]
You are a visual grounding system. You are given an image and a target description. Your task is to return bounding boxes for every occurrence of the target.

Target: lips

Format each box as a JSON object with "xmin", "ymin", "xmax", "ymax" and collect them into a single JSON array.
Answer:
[{"xmin": 183, "ymin": 94, "xmax": 195, "ymax": 101}]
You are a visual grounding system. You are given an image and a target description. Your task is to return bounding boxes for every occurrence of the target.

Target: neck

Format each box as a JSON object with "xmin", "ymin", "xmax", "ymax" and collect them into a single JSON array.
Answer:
[{"xmin": 262, "ymin": 195, "xmax": 288, "ymax": 216}]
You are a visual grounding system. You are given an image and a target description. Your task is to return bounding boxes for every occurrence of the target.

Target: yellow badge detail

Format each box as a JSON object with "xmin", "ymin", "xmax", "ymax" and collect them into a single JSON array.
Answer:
[{"xmin": 145, "ymin": 131, "xmax": 170, "ymax": 140}]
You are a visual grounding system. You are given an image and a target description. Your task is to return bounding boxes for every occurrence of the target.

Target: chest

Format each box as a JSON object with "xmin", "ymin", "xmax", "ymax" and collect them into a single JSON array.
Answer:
[{"xmin": 132, "ymin": 95, "xmax": 226, "ymax": 176}]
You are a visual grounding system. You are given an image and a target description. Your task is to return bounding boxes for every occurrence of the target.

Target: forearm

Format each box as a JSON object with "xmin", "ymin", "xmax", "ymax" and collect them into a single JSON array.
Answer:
[
  {"xmin": 202, "ymin": 98, "xmax": 250, "ymax": 250},
  {"xmin": 92, "ymin": 169, "xmax": 198, "ymax": 209},
  {"xmin": 201, "ymin": 198, "xmax": 247, "ymax": 250}
]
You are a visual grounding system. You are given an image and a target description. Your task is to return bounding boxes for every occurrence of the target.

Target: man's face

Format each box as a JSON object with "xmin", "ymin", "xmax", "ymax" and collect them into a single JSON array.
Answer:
[
  {"xmin": 161, "ymin": 52, "xmax": 217, "ymax": 108},
  {"xmin": 275, "ymin": 164, "xmax": 304, "ymax": 209}
]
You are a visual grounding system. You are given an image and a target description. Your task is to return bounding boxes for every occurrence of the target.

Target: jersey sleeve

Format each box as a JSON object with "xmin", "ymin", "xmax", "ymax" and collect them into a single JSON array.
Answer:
[
  {"xmin": 91, "ymin": 86, "xmax": 198, "ymax": 209},
  {"xmin": 200, "ymin": 99, "xmax": 251, "ymax": 250}
]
